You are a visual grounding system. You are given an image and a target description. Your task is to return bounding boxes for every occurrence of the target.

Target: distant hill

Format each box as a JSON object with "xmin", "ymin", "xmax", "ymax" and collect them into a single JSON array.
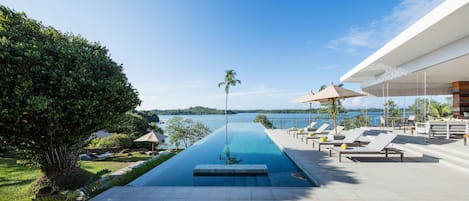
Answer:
[
  {"xmin": 154, "ymin": 106, "xmax": 235, "ymax": 115},
  {"xmin": 152, "ymin": 106, "xmax": 385, "ymax": 115}
]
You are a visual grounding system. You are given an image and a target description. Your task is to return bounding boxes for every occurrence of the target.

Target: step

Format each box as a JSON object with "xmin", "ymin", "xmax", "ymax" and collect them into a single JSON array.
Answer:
[
  {"xmin": 400, "ymin": 142, "xmax": 469, "ymax": 166},
  {"xmin": 394, "ymin": 142, "xmax": 469, "ymax": 174},
  {"xmin": 193, "ymin": 164, "xmax": 268, "ymax": 176},
  {"xmin": 394, "ymin": 137, "xmax": 469, "ymax": 160}
]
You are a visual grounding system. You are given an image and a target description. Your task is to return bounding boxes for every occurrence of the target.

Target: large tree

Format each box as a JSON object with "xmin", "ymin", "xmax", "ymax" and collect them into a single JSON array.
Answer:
[{"xmin": 0, "ymin": 6, "xmax": 140, "ymax": 188}]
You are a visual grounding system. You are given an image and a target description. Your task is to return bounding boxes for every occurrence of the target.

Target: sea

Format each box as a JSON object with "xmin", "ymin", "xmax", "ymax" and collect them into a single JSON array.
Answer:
[
  {"xmin": 155, "ymin": 111, "xmax": 387, "ymax": 149},
  {"xmin": 157, "ymin": 111, "xmax": 386, "ymax": 132}
]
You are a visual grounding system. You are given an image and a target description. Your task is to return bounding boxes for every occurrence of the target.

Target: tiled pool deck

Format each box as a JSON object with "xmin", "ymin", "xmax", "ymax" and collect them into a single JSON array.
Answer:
[{"xmin": 92, "ymin": 128, "xmax": 469, "ymax": 201}]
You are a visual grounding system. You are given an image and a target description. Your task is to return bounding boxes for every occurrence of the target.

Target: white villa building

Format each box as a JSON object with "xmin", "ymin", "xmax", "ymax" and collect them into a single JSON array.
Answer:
[{"xmin": 341, "ymin": 0, "xmax": 469, "ymax": 118}]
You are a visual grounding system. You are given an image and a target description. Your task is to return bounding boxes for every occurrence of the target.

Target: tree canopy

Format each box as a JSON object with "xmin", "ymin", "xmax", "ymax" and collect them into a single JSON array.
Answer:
[
  {"xmin": 135, "ymin": 110, "xmax": 160, "ymax": 123},
  {"xmin": 0, "ymin": 5, "xmax": 140, "ymax": 188},
  {"xmin": 106, "ymin": 111, "xmax": 162, "ymax": 139},
  {"xmin": 253, "ymin": 114, "xmax": 274, "ymax": 129},
  {"xmin": 165, "ymin": 117, "xmax": 211, "ymax": 149}
]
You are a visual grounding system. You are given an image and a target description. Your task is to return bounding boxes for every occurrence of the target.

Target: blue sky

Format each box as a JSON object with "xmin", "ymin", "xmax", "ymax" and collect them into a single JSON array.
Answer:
[{"xmin": 3, "ymin": 0, "xmax": 444, "ymax": 110}]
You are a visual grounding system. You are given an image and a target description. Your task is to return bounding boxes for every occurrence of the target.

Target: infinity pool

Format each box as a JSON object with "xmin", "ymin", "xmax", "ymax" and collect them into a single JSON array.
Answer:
[{"xmin": 130, "ymin": 123, "xmax": 314, "ymax": 187}]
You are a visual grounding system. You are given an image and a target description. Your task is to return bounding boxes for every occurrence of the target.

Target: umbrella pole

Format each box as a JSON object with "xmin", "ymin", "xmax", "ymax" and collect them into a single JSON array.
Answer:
[
  {"xmin": 309, "ymin": 103, "xmax": 312, "ymax": 125},
  {"xmin": 333, "ymin": 99, "xmax": 337, "ymax": 135},
  {"xmin": 152, "ymin": 142, "xmax": 154, "ymax": 152}
]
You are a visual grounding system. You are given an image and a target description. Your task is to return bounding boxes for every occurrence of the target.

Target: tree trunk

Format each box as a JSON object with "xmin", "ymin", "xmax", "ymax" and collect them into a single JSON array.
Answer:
[
  {"xmin": 225, "ymin": 92, "xmax": 228, "ymax": 145},
  {"xmin": 333, "ymin": 99, "xmax": 337, "ymax": 135},
  {"xmin": 38, "ymin": 144, "xmax": 83, "ymax": 189}
]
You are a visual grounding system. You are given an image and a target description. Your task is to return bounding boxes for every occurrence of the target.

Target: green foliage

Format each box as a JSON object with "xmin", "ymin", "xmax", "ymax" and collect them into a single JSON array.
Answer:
[
  {"xmin": 430, "ymin": 100, "xmax": 451, "ymax": 117},
  {"xmin": 0, "ymin": 157, "xmax": 42, "ymax": 201},
  {"xmin": 253, "ymin": 114, "xmax": 274, "ymax": 128},
  {"xmin": 340, "ymin": 115, "xmax": 370, "ymax": 130},
  {"xmin": 135, "ymin": 110, "xmax": 159, "ymax": 123},
  {"xmin": 89, "ymin": 153, "xmax": 176, "ymax": 197},
  {"xmin": 166, "ymin": 117, "xmax": 211, "ymax": 149},
  {"xmin": 218, "ymin": 70, "xmax": 241, "ymax": 117},
  {"xmin": 80, "ymin": 169, "xmax": 111, "ymax": 199},
  {"xmin": 408, "ymin": 98, "xmax": 430, "ymax": 122},
  {"xmin": 384, "ymin": 99, "xmax": 401, "ymax": 118},
  {"xmin": 154, "ymin": 108, "xmax": 388, "ymax": 115},
  {"xmin": 87, "ymin": 138, "xmax": 101, "ymax": 148},
  {"xmin": 106, "ymin": 111, "xmax": 151, "ymax": 139},
  {"xmin": 34, "ymin": 192, "xmax": 80, "ymax": 201},
  {"xmin": 0, "ymin": 5, "xmax": 140, "ymax": 187},
  {"xmin": 96, "ymin": 134, "xmax": 132, "ymax": 148},
  {"xmin": 218, "ymin": 69, "xmax": 242, "ymax": 94},
  {"xmin": 407, "ymin": 98, "xmax": 450, "ymax": 120},
  {"xmin": 0, "ymin": 153, "xmax": 150, "ymax": 201}
]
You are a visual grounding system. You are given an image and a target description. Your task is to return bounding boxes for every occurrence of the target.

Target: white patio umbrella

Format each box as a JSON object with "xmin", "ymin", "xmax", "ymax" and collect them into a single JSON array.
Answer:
[
  {"xmin": 134, "ymin": 130, "xmax": 166, "ymax": 152},
  {"xmin": 292, "ymin": 90, "xmax": 319, "ymax": 125},
  {"xmin": 309, "ymin": 83, "xmax": 365, "ymax": 134}
]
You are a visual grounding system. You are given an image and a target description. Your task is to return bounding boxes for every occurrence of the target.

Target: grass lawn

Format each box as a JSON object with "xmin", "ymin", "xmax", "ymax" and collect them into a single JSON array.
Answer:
[
  {"xmin": 0, "ymin": 152, "xmax": 152, "ymax": 201},
  {"xmin": 78, "ymin": 152, "xmax": 151, "ymax": 173},
  {"xmin": 0, "ymin": 158, "xmax": 42, "ymax": 201}
]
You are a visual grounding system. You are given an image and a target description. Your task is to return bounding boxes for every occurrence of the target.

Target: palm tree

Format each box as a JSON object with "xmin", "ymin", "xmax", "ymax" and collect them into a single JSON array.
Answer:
[
  {"xmin": 430, "ymin": 100, "xmax": 451, "ymax": 117},
  {"xmin": 218, "ymin": 69, "xmax": 241, "ymax": 149}
]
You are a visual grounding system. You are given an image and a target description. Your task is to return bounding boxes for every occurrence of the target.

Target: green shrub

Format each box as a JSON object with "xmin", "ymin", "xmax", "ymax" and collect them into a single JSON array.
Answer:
[
  {"xmin": 253, "ymin": 114, "xmax": 274, "ymax": 129},
  {"xmin": 87, "ymin": 138, "xmax": 100, "ymax": 148},
  {"xmin": 90, "ymin": 153, "xmax": 175, "ymax": 197},
  {"xmin": 96, "ymin": 134, "xmax": 132, "ymax": 148},
  {"xmin": 81, "ymin": 169, "xmax": 111, "ymax": 199}
]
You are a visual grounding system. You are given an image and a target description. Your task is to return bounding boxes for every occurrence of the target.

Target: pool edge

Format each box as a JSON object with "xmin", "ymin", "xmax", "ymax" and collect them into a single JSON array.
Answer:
[{"xmin": 264, "ymin": 128, "xmax": 321, "ymax": 187}]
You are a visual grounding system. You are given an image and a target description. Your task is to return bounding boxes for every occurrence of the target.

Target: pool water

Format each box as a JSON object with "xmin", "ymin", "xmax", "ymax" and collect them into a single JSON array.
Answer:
[{"xmin": 130, "ymin": 123, "xmax": 314, "ymax": 187}]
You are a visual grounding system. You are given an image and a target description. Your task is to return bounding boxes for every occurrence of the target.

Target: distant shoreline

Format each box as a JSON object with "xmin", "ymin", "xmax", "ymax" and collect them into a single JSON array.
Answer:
[{"xmin": 152, "ymin": 106, "xmax": 385, "ymax": 115}]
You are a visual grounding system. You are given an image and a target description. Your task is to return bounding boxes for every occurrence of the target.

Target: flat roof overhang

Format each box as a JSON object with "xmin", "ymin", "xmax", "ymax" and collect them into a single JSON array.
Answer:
[{"xmin": 340, "ymin": 0, "xmax": 469, "ymax": 97}]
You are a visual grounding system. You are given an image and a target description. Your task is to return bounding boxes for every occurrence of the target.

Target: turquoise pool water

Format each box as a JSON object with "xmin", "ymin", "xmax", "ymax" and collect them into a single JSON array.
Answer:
[{"xmin": 130, "ymin": 123, "xmax": 314, "ymax": 187}]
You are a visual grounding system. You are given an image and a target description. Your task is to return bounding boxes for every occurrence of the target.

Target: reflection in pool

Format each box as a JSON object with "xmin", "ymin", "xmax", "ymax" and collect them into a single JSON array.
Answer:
[{"xmin": 130, "ymin": 123, "xmax": 314, "ymax": 187}]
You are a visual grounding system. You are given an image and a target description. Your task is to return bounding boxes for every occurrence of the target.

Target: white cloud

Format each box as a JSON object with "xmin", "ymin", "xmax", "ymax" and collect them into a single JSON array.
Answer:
[{"xmin": 327, "ymin": 0, "xmax": 443, "ymax": 54}]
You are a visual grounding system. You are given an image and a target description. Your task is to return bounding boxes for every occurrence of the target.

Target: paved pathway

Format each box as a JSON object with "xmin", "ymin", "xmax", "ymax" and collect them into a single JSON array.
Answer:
[{"xmin": 92, "ymin": 128, "xmax": 469, "ymax": 201}]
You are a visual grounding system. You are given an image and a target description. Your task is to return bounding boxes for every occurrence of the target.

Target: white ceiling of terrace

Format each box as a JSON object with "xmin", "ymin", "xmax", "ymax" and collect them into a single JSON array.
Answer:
[
  {"xmin": 362, "ymin": 55, "xmax": 469, "ymax": 96},
  {"xmin": 341, "ymin": 1, "xmax": 469, "ymax": 97}
]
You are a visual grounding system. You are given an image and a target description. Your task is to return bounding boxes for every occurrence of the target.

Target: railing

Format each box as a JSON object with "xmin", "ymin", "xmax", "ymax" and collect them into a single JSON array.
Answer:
[
  {"xmin": 269, "ymin": 118, "xmax": 331, "ymax": 129},
  {"xmin": 269, "ymin": 114, "xmax": 382, "ymax": 130}
]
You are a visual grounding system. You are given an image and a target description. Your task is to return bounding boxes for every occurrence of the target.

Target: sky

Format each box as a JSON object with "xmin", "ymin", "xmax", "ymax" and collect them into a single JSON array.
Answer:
[{"xmin": 2, "ymin": 0, "xmax": 445, "ymax": 110}]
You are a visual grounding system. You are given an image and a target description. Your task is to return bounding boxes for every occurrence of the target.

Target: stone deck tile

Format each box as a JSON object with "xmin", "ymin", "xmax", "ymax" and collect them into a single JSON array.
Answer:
[{"xmin": 92, "ymin": 128, "xmax": 469, "ymax": 201}]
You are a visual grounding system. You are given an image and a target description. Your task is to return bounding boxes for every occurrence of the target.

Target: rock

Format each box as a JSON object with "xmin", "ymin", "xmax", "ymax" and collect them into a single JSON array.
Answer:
[
  {"xmin": 36, "ymin": 186, "xmax": 54, "ymax": 198},
  {"xmin": 119, "ymin": 148, "xmax": 131, "ymax": 154},
  {"xmin": 79, "ymin": 154, "xmax": 92, "ymax": 161}
]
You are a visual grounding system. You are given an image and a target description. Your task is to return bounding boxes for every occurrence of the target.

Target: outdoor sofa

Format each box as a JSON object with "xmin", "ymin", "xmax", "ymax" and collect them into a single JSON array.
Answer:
[{"xmin": 415, "ymin": 120, "xmax": 469, "ymax": 139}]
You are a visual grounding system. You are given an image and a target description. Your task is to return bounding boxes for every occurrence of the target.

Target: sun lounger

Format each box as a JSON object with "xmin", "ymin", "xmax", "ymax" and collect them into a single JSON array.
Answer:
[
  {"xmin": 302, "ymin": 126, "xmax": 344, "ymax": 143},
  {"xmin": 296, "ymin": 123, "xmax": 330, "ymax": 139},
  {"xmin": 312, "ymin": 128, "xmax": 364, "ymax": 151},
  {"xmin": 306, "ymin": 122, "xmax": 317, "ymax": 131},
  {"xmin": 288, "ymin": 122, "xmax": 318, "ymax": 135},
  {"xmin": 329, "ymin": 133, "xmax": 403, "ymax": 162}
]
